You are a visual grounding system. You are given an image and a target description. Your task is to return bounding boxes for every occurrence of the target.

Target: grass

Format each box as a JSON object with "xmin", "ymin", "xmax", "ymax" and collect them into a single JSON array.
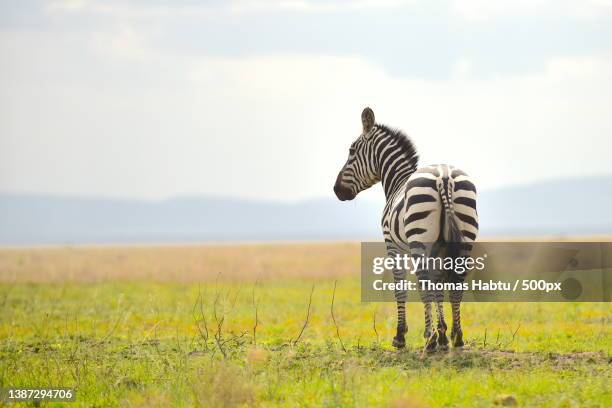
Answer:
[{"xmin": 0, "ymin": 243, "xmax": 610, "ymax": 407}]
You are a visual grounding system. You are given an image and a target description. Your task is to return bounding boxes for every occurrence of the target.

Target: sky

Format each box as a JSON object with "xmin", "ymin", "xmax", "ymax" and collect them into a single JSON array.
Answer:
[{"xmin": 1, "ymin": 0, "xmax": 611, "ymax": 202}]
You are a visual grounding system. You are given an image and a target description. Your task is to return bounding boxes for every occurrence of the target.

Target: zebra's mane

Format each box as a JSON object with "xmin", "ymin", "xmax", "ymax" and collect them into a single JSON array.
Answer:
[{"xmin": 375, "ymin": 124, "xmax": 419, "ymax": 169}]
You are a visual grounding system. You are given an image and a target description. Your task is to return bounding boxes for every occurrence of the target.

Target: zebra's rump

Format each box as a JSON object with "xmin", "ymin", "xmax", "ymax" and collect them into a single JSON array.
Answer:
[{"xmin": 383, "ymin": 164, "xmax": 478, "ymax": 250}]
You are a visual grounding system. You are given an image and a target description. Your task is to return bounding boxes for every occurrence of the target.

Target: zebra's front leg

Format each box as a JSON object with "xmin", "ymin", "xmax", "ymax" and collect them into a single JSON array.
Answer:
[{"xmin": 391, "ymin": 267, "xmax": 408, "ymax": 349}]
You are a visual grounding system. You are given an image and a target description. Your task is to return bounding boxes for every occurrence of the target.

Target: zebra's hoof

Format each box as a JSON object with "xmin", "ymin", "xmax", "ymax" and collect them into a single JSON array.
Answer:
[
  {"xmin": 452, "ymin": 331, "xmax": 464, "ymax": 348},
  {"xmin": 425, "ymin": 333, "xmax": 438, "ymax": 352},
  {"xmin": 438, "ymin": 333, "xmax": 449, "ymax": 349},
  {"xmin": 392, "ymin": 336, "xmax": 406, "ymax": 349}
]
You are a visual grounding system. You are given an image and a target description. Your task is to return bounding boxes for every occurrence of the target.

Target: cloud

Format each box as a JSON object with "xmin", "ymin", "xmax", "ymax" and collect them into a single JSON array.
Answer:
[
  {"xmin": 0, "ymin": 1, "xmax": 607, "ymax": 81},
  {"xmin": 90, "ymin": 23, "xmax": 155, "ymax": 60},
  {"xmin": 44, "ymin": 0, "xmax": 612, "ymax": 19},
  {"xmin": 47, "ymin": 0, "xmax": 90, "ymax": 12},
  {"xmin": 1, "ymin": 20, "xmax": 611, "ymax": 201},
  {"xmin": 44, "ymin": 0, "xmax": 413, "ymax": 18},
  {"xmin": 1, "ymin": 1, "xmax": 611, "ymax": 200},
  {"xmin": 451, "ymin": 0, "xmax": 612, "ymax": 21},
  {"xmin": 546, "ymin": 56, "xmax": 612, "ymax": 79},
  {"xmin": 228, "ymin": 0, "xmax": 415, "ymax": 13},
  {"xmin": 35, "ymin": 0, "xmax": 612, "ymax": 81}
]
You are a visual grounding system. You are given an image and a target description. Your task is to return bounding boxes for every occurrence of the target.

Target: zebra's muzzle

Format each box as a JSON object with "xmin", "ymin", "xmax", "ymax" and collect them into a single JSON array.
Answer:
[{"xmin": 334, "ymin": 175, "xmax": 356, "ymax": 201}]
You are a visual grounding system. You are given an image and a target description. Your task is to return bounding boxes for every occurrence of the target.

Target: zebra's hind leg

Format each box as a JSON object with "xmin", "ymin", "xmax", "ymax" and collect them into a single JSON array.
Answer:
[
  {"xmin": 422, "ymin": 301, "xmax": 436, "ymax": 351},
  {"xmin": 450, "ymin": 243, "xmax": 475, "ymax": 348},
  {"xmin": 450, "ymin": 297, "xmax": 464, "ymax": 347},
  {"xmin": 435, "ymin": 301, "xmax": 449, "ymax": 350},
  {"xmin": 414, "ymin": 245, "xmax": 437, "ymax": 352},
  {"xmin": 431, "ymin": 267, "xmax": 448, "ymax": 350},
  {"xmin": 449, "ymin": 276, "xmax": 464, "ymax": 347},
  {"xmin": 448, "ymin": 263, "xmax": 467, "ymax": 348},
  {"xmin": 417, "ymin": 278, "xmax": 436, "ymax": 352}
]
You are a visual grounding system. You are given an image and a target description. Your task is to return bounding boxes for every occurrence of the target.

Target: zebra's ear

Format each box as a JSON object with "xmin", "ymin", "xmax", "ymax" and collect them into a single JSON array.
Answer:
[{"xmin": 361, "ymin": 107, "xmax": 375, "ymax": 134}]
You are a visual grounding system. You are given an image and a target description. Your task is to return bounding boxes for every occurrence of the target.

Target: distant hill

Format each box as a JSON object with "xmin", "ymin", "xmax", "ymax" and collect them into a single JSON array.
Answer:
[
  {"xmin": 1, "ymin": 175, "xmax": 610, "ymax": 245},
  {"xmin": 478, "ymin": 175, "xmax": 612, "ymax": 236}
]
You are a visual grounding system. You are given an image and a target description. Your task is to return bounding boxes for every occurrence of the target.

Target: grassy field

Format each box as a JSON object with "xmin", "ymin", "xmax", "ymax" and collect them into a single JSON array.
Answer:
[{"xmin": 0, "ymin": 243, "xmax": 610, "ymax": 407}]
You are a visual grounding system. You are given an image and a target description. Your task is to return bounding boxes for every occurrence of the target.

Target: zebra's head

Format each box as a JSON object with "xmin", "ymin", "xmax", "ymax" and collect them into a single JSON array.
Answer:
[{"xmin": 333, "ymin": 107, "xmax": 380, "ymax": 201}]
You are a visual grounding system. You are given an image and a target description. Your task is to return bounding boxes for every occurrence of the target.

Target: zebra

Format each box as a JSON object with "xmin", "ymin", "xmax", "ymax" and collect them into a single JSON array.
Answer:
[{"xmin": 333, "ymin": 107, "xmax": 478, "ymax": 351}]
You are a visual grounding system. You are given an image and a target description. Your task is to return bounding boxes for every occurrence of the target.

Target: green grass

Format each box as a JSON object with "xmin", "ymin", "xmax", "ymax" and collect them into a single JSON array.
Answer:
[{"xmin": 1, "ymin": 278, "xmax": 610, "ymax": 407}]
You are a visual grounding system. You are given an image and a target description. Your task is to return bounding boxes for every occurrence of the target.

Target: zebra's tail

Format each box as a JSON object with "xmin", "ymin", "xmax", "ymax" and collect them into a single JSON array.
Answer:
[{"xmin": 437, "ymin": 177, "xmax": 463, "ymax": 259}]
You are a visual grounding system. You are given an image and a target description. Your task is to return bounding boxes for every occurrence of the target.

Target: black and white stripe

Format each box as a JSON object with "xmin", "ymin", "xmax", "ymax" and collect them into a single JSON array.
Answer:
[{"xmin": 334, "ymin": 107, "xmax": 479, "ymax": 350}]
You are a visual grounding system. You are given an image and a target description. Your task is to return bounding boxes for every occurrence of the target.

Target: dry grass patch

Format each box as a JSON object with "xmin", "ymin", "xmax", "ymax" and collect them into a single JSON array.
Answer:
[{"xmin": 0, "ymin": 242, "xmax": 360, "ymax": 283}]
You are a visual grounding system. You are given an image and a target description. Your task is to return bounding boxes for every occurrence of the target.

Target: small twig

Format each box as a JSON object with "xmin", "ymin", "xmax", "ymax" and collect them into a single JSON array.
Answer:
[
  {"xmin": 208, "ymin": 279, "xmax": 247, "ymax": 358},
  {"xmin": 144, "ymin": 321, "xmax": 161, "ymax": 341},
  {"xmin": 331, "ymin": 280, "xmax": 346, "ymax": 352},
  {"xmin": 230, "ymin": 284, "xmax": 243, "ymax": 309},
  {"xmin": 214, "ymin": 314, "xmax": 227, "ymax": 359},
  {"xmin": 293, "ymin": 284, "xmax": 315, "ymax": 346},
  {"xmin": 483, "ymin": 327, "xmax": 488, "ymax": 348},
  {"xmin": 372, "ymin": 308, "xmax": 380, "ymax": 344},
  {"xmin": 152, "ymin": 324, "xmax": 167, "ymax": 365},
  {"xmin": 95, "ymin": 310, "xmax": 127, "ymax": 347},
  {"xmin": 175, "ymin": 325, "xmax": 184, "ymax": 357},
  {"xmin": 420, "ymin": 330, "xmax": 438, "ymax": 359},
  {"xmin": 211, "ymin": 285, "xmax": 227, "ymax": 358},
  {"xmin": 220, "ymin": 331, "xmax": 248, "ymax": 347},
  {"xmin": 504, "ymin": 323, "xmax": 521, "ymax": 348},
  {"xmin": 192, "ymin": 285, "xmax": 210, "ymax": 350},
  {"xmin": 252, "ymin": 280, "xmax": 259, "ymax": 346},
  {"xmin": 199, "ymin": 301, "xmax": 209, "ymax": 346}
]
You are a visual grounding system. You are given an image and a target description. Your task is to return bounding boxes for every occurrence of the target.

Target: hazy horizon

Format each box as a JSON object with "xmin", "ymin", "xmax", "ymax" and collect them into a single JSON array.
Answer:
[
  {"xmin": 2, "ymin": 174, "xmax": 611, "ymax": 245},
  {"xmin": 1, "ymin": 171, "xmax": 611, "ymax": 204}
]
